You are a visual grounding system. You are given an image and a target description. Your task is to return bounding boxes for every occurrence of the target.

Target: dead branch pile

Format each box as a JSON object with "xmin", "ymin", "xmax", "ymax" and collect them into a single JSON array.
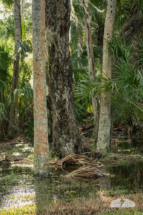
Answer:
[
  {"xmin": 55, "ymin": 154, "xmax": 93, "ymax": 167},
  {"xmin": 51, "ymin": 154, "xmax": 105, "ymax": 179},
  {"xmin": 64, "ymin": 165, "xmax": 105, "ymax": 179}
]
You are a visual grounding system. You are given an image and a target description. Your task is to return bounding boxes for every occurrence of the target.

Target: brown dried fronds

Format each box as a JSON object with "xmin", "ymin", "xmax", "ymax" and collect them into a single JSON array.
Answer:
[
  {"xmin": 63, "ymin": 164, "xmax": 105, "ymax": 179},
  {"xmin": 56, "ymin": 154, "xmax": 93, "ymax": 167}
]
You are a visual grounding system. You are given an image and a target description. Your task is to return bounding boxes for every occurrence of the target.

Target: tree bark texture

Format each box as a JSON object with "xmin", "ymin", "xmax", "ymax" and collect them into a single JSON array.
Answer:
[
  {"xmin": 119, "ymin": 14, "xmax": 143, "ymax": 45},
  {"xmin": 45, "ymin": 0, "xmax": 81, "ymax": 158},
  {"xmin": 97, "ymin": 0, "xmax": 117, "ymax": 152},
  {"xmin": 83, "ymin": 0, "xmax": 100, "ymax": 143},
  {"xmin": 8, "ymin": 0, "xmax": 22, "ymax": 138},
  {"xmin": 77, "ymin": 25, "xmax": 83, "ymax": 69},
  {"xmin": 21, "ymin": 0, "xmax": 24, "ymax": 19},
  {"xmin": 32, "ymin": 0, "xmax": 50, "ymax": 176},
  {"xmin": 78, "ymin": 40, "xmax": 82, "ymax": 69}
]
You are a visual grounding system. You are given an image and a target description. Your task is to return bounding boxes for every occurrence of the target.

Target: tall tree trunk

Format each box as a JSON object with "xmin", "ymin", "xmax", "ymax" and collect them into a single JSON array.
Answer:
[
  {"xmin": 97, "ymin": 0, "xmax": 117, "ymax": 152},
  {"xmin": 77, "ymin": 41, "xmax": 82, "ymax": 69},
  {"xmin": 21, "ymin": 0, "xmax": 24, "ymax": 19},
  {"xmin": 71, "ymin": 0, "xmax": 83, "ymax": 69},
  {"xmin": 8, "ymin": 0, "xmax": 22, "ymax": 138},
  {"xmin": 83, "ymin": 0, "xmax": 100, "ymax": 143},
  {"xmin": 76, "ymin": 23, "xmax": 83, "ymax": 69},
  {"xmin": 32, "ymin": 0, "xmax": 50, "ymax": 176},
  {"xmin": 46, "ymin": 60, "xmax": 52, "ymax": 144},
  {"xmin": 45, "ymin": 0, "xmax": 81, "ymax": 158}
]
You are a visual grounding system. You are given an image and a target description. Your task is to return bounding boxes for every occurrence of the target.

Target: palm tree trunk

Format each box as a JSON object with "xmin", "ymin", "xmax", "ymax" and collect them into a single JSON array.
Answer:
[
  {"xmin": 83, "ymin": 0, "xmax": 100, "ymax": 143},
  {"xmin": 21, "ymin": 0, "xmax": 24, "ymax": 19},
  {"xmin": 97, "ymin": 0, "xmax": 117, "ymax": 152},
  {"xmin": 8, "ymin": 0, "xmax": 22, "ymax": 138},
  {"xmin": 45, "ymin": 0, "xmax": 81, "ymax": 158},
  {"xmin": 76, "ymin": 23, "xmax": 83, "ymax": 69},
  {"xmin": 77, "ymin": 41, "xmax": 82, "ymax": 69},
  {"xmin": 32, "ymin": 0, "xmax": 50, "ymax": 176}
]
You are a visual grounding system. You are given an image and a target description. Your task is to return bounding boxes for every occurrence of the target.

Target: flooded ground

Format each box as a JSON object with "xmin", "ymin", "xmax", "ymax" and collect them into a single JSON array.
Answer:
[
  {"xmin": 0, "ymin": 137, "xmax": 143, "ymax": 214},
  {"xmin": 0, "ymin": 164, "xmax": 99, "ymax": 210},
  {"xmin": 0, "ymin": 160, "xmax": 143, "ymax": 210},
  {"xmin": 117, "ymin": 139, "xmax": 143, "ymax": 154},
  {"xmin": 104, "ymin": 161, "xmax": 143, "ymax": 192}
]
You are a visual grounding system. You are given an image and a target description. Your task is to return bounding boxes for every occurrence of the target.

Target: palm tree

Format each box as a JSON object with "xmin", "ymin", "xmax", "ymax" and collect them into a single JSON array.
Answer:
[
  {"xmin": 45, "ymin": 0, "xmax": 81, "ymax": 158},
  {"xmin": 83, "ymin": 0, "xmax": 100, "ymax": 143},
  {"xmin": 97, "ymin": 0, "xmax": 117, "ymax": 152},
  {"xmin": 32, "ymin": 0, "xmax": 50, "ymax": 176},
  {"xmin": 21, "ymin": 0, "xmax": 24, "ymax": 19},
  {"xmin": 8, "ymin": 0, "xmax": 22, "ymax": 138}
]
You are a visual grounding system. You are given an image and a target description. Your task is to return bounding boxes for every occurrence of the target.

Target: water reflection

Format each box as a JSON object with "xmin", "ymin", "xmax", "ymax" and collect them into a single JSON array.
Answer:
[
  {"xmin": 117, "ymin": 138, "xmax": 143, "ymax": 154},
  {"xmin": 0, "ymin": 165, "xmax": 98, "ymax": 210},
  {"xmin": 101, "ymin": 161, "xmax": 143, "ymax": 191},
  {"xmin": 1, "ymin": 160, "xmax": 143, "ymax": 210}
]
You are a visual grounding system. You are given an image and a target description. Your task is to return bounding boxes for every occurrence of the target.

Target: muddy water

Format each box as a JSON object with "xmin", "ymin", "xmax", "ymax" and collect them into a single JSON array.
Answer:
[{"xmin": 0, "ymin": 160, "xmax": 143, "ymax": 209}]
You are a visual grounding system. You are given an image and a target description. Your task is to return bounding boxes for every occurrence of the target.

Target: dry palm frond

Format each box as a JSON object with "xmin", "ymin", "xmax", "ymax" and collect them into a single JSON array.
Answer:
[
  {"xmin": 56, "ymin": 154, "xmax": 93, "ymax": 167},
  {"xmin": 63, "ymin": 165, "xmax": 105, "ymax": 179}
]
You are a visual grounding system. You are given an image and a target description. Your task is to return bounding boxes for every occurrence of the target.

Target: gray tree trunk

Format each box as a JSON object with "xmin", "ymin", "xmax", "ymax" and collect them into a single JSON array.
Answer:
[
  {"xmin": 45, "ymin": 0, "xmax": 81, "ymax": 158},
  {"xmin": 8, "ymin": 0, "xmax": 22, "ymax": 138},
  {"xmin": 76, "ymin": 23, "xmax": 83, "ymax": 69},
  {"xmin": 97, "ymin": 0, "xmax": 117, "ymax": 152},
  {"xmin": 21, "ymin": 0, "xmax": 24, "ymax": 19},
  {"xmin": 83, "ymin": 0, "xmax": 100, "ymax": 143},
  {"xmin": 32, "ymin": 0, "xmax": 50, "ymax": 176},
  {"xmin": 77, "ymin": 38, "xmax": 82, "ymax": 69}
]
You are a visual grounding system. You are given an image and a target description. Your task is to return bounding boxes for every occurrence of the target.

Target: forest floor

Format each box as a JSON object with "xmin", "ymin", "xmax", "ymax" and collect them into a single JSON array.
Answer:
[
  {"xmin": 0, "ymin": 129, "xmax": 143, "ymax": 214},
  {"xmin": 1, "ymin": 134, "xmax": 143, "ymax": 168}
]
